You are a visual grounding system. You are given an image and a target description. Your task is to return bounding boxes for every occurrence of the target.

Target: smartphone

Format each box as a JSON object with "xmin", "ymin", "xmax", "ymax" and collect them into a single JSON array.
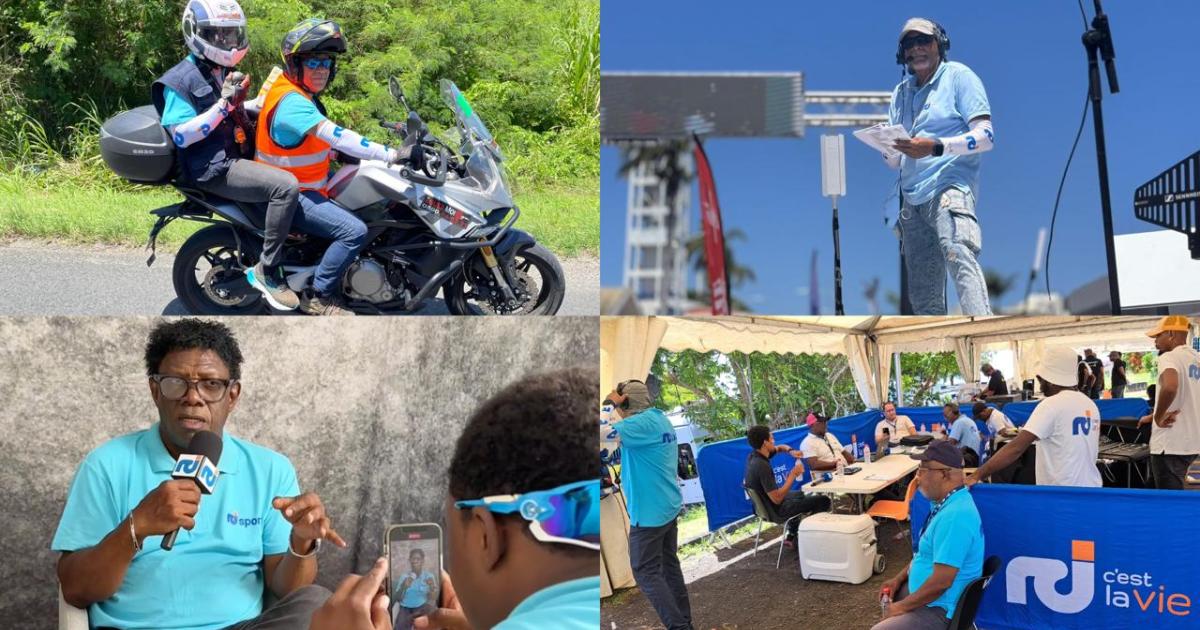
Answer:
[{"xmin": 385, "ymin": 523, "xmax": 443, "ymax": 630}]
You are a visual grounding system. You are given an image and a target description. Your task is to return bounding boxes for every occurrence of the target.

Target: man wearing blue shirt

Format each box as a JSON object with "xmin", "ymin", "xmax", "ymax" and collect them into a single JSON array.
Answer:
[
  {"xmin": 53, "ymin": 319, "xmax": 347, "ymax": 629},
  {"xmin": 606, "ymin": 380, "xmax": 692, "ymax": 630},
  {"xmin": 873, "ymin": 441, "xmax": 984, "ymax": 629},
  {"xmin": 886, "ymin": 18, "xmax": 995, "ymax": 316},
  {"xmin": 944, "ymin": 402, "xmax": 982, "ymax": 467},
  {"xmin": 392, "ymin": 548, "xmax": 438, "ymax": 629}
]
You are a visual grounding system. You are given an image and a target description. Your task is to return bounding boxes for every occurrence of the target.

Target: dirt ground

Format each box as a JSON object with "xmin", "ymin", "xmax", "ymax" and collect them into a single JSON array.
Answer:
[{"xmin": 602, "ymin": 519, "xmax": 915, "ymax": 630}]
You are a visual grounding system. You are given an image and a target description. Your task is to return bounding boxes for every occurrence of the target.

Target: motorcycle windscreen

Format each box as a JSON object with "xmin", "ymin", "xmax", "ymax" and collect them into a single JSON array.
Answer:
[{"xmin": 439, "ymin": 79, "xmax": 503, "ymax": 160}]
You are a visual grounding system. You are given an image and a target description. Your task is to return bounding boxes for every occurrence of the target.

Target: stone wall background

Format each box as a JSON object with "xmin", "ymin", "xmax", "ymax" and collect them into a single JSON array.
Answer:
[{"xmin": 0, "ymin": 316, "xmax": 597, "ymax": 628}]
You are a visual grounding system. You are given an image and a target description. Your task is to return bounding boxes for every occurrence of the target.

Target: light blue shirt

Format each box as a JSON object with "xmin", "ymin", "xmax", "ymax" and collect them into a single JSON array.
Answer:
[
  {"xmin": 949, "ymin": 415, "xmax": 981, "ymax": 455},
  {"xmin": 910, "ymin": 487, "xmax": 985, "ymax": 618},
  {"xmin": 394, "ymin": 569, "xmax": 437, "ymax": 608},
  {"xmin": 270, "ymin": 92, "xmax": 326, "ymax": 147},
  {"xmin": 51, "ymin": 424, "xmax": 300, "ymax": 630},
  {"xmin": 889, "ymin": 61, "xmax": 991, "ymax": 206},
  {"xmin": 614, "ymin": 407, "xmax": 682, "ymax": 528},
  {"xmin": 494, "ymin": 576, "xmax": 600, "ymax": 629}
]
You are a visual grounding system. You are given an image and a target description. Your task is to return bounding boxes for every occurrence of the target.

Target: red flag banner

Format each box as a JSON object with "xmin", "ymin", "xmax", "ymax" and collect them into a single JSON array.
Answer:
[{"xmin": 692, "ymin": 136, "xmax": 730, "ymax": 315}]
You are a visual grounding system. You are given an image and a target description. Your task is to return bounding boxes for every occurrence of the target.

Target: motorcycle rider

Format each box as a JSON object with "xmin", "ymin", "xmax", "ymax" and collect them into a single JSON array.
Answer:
[
  {"xmin": 152, "ymin": 0, "xmax": 302, "ymax": 311},
  {"xmin": 255, "ymin": 18, "xmax": 408, "ymax": 316}
]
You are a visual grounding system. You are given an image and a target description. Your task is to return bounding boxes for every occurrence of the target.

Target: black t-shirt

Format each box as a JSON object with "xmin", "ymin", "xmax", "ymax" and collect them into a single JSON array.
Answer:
[
  {"xmin": 987, "ymin": 370, "xmax": 1009, "ymax": 395},
  {"xmin": 1084, "ymin": 356, "xmax": 1104, "ymax": 389},
  {"xmin": 744, "ymin": 451, "xmax": 779, "ymax": 506},
  {"xmin": 1110, "ymin": 358, "xmax": 1127, "ymax": 387}
]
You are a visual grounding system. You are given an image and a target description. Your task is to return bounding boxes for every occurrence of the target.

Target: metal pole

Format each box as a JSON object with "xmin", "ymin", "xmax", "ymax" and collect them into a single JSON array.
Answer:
[
  {"xmin": 832, "ymin": 195, "xmax": 844, "ymax": 315},
  {"xmin": 1083, "ymin": 1, "xmax": 1122, "ymax": 314}
]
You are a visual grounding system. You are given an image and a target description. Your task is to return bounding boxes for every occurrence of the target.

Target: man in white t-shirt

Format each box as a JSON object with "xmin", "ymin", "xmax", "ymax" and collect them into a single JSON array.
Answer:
[
  {"xmin": 1139, "ymin": 316, "xmax": 1200, "ymax": 489},
  {"xmin": 875, "ymin": 401, "xmax": 918, "ymax": 449},
  {"xmin": 801, "ymin": 416, "xmax": 856, "ymax": 472},
  {"xmin": 972, "ymin": 402, "xmax": 1013, "ymax": 434},
  {"xmin": 967, "ymin": 345, "xmax": 1101, "ymax": 488}
]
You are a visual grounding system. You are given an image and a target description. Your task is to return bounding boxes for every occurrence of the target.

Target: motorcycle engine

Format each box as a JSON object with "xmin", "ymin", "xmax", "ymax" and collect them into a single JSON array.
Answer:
[{"xmin": 344, "ymin": 259, "xmax": 406, "ymax": 304}]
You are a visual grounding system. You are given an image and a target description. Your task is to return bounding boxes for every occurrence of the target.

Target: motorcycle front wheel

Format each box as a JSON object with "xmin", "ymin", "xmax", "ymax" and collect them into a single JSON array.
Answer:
[
  {"xmin": 172, "ymin": 225, "xmax": 266, "ymax": 315},
  {"xmin": 442, "ymin": 243, "xmax": 565, "ymax": 315}
]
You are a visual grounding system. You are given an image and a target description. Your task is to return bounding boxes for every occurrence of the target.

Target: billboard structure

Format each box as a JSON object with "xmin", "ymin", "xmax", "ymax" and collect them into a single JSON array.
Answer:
[{"xmin": 602, "ymin": 71, "xmax": 890, "ymax": 314}]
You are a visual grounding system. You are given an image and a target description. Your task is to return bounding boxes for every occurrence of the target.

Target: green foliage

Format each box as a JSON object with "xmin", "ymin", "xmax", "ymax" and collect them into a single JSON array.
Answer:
[
  {"xmin": 0, "ymin": 0, "xmax": 599, "ymax": 191},
  {"xmin": 897, "ymin": 352, "xmax": 961, "ymax": 407},
  {"xmin": 650, "ymin": 348, "xmax": 861, "ymax": 443}
]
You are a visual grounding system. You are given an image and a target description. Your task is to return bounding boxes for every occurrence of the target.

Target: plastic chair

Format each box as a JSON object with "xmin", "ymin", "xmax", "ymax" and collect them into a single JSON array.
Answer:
[
  {"xmin": 947, "ymin": 555, "xmax": 1002, "ymax": 630},
  {"xmin": 867, "ymin": 475, "xmax": 918, "ymax": 546},
  {"xmin": 743, "ymin": 483, "xmax": 806, "ymax": 569}
]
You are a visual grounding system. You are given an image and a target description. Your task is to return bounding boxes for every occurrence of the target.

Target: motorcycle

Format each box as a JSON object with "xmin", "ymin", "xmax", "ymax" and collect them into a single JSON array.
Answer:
[{"xmin": 99, "ymin": 76, "xmax": 565, "ymax": 315}]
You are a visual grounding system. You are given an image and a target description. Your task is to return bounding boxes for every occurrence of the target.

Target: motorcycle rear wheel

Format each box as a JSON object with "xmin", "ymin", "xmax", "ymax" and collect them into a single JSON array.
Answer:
[{"xmin": 172, "ymin": 225, "xmax": 266, "ymax": 315}]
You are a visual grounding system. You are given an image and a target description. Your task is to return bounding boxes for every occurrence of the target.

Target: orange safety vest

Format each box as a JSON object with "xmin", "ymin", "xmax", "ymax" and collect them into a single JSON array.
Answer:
[{"xmin": 255, "ymin": 74, "xmax": 331, "ymax": 192}]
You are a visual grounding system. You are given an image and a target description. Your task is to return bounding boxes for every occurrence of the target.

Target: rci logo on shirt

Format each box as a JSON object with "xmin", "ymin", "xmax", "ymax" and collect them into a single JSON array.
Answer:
[
  {"xmin": 1007, "ymin": 540, "xmax": 1192, "ymax": 617},
  {"xmin": 1072, "ymin": 411, "xmax": 1093, "ymax": 436},
  {"xmin": 661, "ymin": 432, "xmax": 676, "ymax": 444},
  {"xmin": 226, "ymin": 512, "xmax": 263, "ymax": 528},
  {"xmin": 1188, "ymin": 364, "xmax": 1200, "ymax": 380}
]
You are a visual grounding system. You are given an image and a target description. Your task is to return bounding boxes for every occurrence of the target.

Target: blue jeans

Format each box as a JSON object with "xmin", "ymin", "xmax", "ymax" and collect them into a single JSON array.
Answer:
[
  {"xmin": 292, "ymin": 191, "xmax": 368, "ymax": 296},
  {"xmin": 899, "ymin": 187, "xmax": 991, "ymax": 315}
]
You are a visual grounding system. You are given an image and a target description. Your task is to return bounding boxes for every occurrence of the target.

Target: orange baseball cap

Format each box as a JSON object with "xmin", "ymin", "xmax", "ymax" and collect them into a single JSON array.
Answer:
[{"xmin": 1146, "ymin": 315, "xmax": 1191, "ymax": 337}]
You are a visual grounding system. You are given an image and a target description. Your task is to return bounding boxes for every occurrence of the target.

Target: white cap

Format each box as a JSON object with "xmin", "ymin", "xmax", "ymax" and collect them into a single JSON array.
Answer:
[
  {"xmin": 1036, "ymin": 345, "xmax": 1080, "ymax": 388},
  {"xmin": 899, "ymin": 18, "xmax": 939, "ymax": 42}
]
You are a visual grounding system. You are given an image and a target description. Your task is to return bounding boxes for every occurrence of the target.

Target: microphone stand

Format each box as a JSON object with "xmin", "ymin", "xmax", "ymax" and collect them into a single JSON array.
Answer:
[{"xmin": 1082, "ymin": 0, "xmax": 1121, "ymax": 314}]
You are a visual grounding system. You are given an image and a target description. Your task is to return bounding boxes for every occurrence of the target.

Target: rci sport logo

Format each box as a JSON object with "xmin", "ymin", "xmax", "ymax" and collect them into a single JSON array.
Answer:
[
  {"xmin": 227, "ymin": 512, "xmax": 263, "ymax": 528},
  {"xmin": 1007, "ymin": 540, "xmax": 1192, "ymax": 617}
]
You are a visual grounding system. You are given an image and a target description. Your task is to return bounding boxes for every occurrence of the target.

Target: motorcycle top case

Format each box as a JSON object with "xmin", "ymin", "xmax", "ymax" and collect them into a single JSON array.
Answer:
[{"xmin": 100, "ymin": 105, "xmax": 175, "ymax": 184}]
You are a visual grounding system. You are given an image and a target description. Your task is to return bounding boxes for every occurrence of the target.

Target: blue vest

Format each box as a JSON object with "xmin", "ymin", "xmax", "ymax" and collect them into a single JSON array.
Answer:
[{"xmin": 152, "ymin": 58, "xmax": 241, "ymax": 183}]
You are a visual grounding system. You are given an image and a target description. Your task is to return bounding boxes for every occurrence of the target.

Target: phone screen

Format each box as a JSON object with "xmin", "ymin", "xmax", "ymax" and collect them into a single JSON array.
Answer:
[{"xmin": 386, "ymin": 523, "xmax": 443, "ymax": 630}]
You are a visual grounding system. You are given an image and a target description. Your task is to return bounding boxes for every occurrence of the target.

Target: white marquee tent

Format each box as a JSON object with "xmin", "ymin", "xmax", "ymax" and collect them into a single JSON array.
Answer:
[{"xmin": 599, "ymin": 314, "xmax": 1186, "ymax": 596}]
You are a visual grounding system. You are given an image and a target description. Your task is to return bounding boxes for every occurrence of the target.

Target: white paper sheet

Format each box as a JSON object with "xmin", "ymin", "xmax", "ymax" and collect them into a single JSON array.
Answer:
[{"xmin": 853, "ymin": 123, "xmax": 911, "ymax": 159}]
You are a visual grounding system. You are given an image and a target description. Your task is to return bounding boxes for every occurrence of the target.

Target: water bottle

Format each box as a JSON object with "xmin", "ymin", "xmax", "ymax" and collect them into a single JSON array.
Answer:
[
  {"xmin": 881, "ymin": 586, "xmax": 892, "ymax": 618},
  {"xmin": 836, "ymin": 457, "xmax": 845, "ymax": 479},
  {"xmin": 863, "ymin": 444, "xmax": 872, "ymax": 464}
]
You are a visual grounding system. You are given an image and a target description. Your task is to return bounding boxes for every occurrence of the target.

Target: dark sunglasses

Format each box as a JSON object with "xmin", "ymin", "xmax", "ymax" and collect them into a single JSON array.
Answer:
[{"xmin": 901, "ymin": 34, "xmax": 936, "ymax": 50}]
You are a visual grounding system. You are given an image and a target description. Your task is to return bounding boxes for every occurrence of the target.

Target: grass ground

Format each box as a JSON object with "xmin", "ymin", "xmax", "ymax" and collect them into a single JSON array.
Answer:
[{"xmin": 0, "ymin": 178, "xmax": 598, "ymax": 257}]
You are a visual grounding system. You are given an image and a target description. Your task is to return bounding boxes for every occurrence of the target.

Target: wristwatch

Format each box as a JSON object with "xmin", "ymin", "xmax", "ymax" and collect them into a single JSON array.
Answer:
[{"xmin": 931, "ymin": 139, "xmax": 945, "ymax": 157}]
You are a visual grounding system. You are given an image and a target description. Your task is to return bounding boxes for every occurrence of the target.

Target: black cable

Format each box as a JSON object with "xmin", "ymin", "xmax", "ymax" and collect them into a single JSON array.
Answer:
[
  {"xmin": 1044, "ymin": 90, "xmax": 1090, "ymax": 303},
  {"xmin": 1044, "ymin": 1, "xmax": 1094, "ymax": 304}
]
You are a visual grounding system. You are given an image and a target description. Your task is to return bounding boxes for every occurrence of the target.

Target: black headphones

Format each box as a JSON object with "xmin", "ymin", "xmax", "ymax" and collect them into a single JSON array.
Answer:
[
  {"xmin": 616, "ymin": 379, "xmax": 644, "ymax": 410},
  {"xmin": 895, "ymin": 19, "xmax": 951, "ymax": 66}
]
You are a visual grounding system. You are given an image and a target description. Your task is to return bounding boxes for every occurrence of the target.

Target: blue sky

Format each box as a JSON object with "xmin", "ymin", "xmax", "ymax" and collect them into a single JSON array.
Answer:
[{"xmin": 600, "ymin": 0, "xmax": 1200, "ymax": 314}]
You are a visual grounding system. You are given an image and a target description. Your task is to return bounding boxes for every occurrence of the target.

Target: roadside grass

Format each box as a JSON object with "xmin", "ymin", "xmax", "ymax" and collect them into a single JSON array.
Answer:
[{"xmin": 0, "ymin": 177, "xmax": 598, "ymax": 257}]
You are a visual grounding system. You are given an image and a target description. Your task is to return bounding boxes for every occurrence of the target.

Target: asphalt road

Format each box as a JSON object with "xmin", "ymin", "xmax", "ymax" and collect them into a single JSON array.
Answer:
[{"xmin": 0, "ymin": 240, "xmax": 598, "ymax": 316}]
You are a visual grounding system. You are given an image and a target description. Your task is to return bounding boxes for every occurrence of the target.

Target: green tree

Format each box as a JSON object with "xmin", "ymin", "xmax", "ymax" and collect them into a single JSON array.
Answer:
[{"xmin": 897, "ymin": 352, "xmax": 961, "ymax": 407}]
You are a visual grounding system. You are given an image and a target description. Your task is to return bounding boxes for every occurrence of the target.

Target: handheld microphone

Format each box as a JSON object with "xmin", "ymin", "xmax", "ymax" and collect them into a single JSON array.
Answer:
[{"xmin": 161, "ymin": 430, "xmax": 223, "ymax": 551}]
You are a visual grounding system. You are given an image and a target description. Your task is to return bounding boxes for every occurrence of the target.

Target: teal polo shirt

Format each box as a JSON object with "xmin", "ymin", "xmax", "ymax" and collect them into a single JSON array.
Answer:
[
  {"xmin": 888, "ymin": 61, "xmax": 991, "ymax": 206},
  {"xmin": 614, "ymin": 407, "xmax": 682, "ymax": 528},
  {"xmin": 909, "ymin": 487, "xmax": 985, "ymax": 618},
  {"xmin": 51, "ymin": 423, "xmax": 300, "ymax": 630},
  {"xmin": 494, "ymin": 576, "xmax": 600, "ymax": 629}
]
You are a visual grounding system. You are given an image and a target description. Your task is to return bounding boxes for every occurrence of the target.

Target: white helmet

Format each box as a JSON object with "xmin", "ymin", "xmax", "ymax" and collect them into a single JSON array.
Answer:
[{"xmin": 182, "ymin": 0, "xmax": 249, "ymax": 68}]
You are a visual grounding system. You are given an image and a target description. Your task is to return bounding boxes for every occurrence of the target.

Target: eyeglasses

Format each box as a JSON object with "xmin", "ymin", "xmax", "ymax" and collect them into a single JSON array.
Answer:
[
  {"xmin": 455, "ymin": 479, "xmax": 600, "ymax": 551},
  {"xmin": 918, "ymin": 464, "xmax": 952, "ymax": 475},
  {"xmin": 151, "ymin": 374, "xmax": 236, "ymax": 402},
  {"xmin": 901, "ymin": 34, "xmax": 935, "ymax": 50},
  {"xmin": 303, "ymin": 57, "xmax": 334, "ymax": 70}
]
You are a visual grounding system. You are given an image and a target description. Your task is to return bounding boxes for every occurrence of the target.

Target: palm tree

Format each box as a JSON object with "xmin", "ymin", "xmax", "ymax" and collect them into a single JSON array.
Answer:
[{"xmin": 684, "ymin": 228, "xmax": 757, "ymax": 312}]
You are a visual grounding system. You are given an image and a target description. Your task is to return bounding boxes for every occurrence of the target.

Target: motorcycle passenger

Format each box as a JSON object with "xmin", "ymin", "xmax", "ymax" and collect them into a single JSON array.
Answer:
[
  {"xmin": 152, "ymin": 0, "xmax": 302, "ymax": 311},
  {"xmin": 255, "ymin": 18, "xmax": 406, "ymax": 316}
]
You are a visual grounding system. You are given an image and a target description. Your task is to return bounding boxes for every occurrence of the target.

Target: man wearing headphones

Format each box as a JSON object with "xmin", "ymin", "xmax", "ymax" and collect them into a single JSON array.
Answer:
[
  {"xmin": 886, "ymin": 18, "xmax": 994, "ymax": 316},
  {"xmin": 605, "ymin": 380, "xmax": 692, "ymax": 630}
]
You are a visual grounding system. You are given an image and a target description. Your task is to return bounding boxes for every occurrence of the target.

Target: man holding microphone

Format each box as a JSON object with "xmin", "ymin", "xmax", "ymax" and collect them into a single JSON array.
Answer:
[
  {"xmin": 52, "ymin": 319, "xmax": 344, "ymax": 629},
  {"xmin": 886, "ymin": 17, "xmax": 995, "ymax": 315}
]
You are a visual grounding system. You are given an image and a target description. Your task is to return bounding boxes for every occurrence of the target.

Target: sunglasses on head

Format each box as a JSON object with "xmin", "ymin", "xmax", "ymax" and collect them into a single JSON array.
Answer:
[
  {"xmin": 901, "ymin": 33, "xmax": 936, "ymax": 50},
  {"xmin": 455, "ymin": 479, "xmax": 600, "ymax": 551},
  {"xmin": 303, "ymin": 57, "xmax": 334, "ymax": 70}
]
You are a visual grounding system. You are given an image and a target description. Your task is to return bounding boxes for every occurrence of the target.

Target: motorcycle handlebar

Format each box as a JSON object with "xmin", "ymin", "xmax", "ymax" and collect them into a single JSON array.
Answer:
[{"xmin": 399, "ymin": 146, "xmax": 448, "ymax": 187}]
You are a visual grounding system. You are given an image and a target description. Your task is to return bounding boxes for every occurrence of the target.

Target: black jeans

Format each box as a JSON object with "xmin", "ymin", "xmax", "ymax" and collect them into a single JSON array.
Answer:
[
  {"xmin": 1151, "ymin": 454, "xmax": 1197, "ymax": 490},
  {"xmin": 777, "ymin": 492, "xmax": 831, "ymax": 538},
  {"xmin": 629, "ymin": 516, "xmax": 693, "ymax": 630},
  {"xmin": 197, "ymin": 159, "xmax": 300, "ymax": 270}
]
